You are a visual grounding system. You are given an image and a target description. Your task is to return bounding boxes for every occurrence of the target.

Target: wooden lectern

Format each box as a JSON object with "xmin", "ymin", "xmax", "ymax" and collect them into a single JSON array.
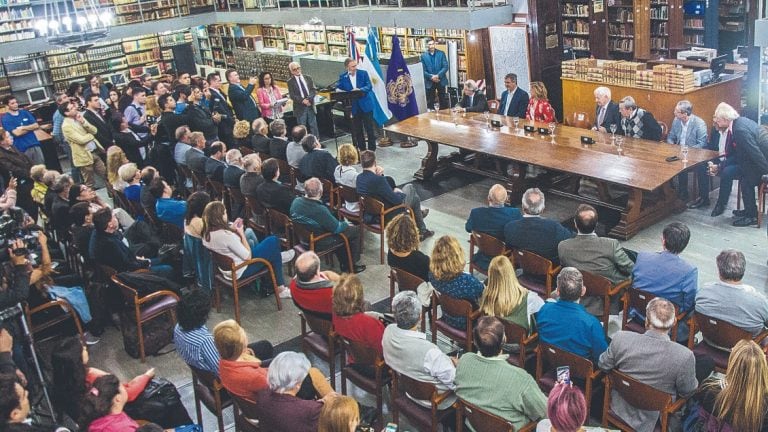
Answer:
[{"xmin": 331, "ymin": 89, "xmax": 365, "ymax": 149}]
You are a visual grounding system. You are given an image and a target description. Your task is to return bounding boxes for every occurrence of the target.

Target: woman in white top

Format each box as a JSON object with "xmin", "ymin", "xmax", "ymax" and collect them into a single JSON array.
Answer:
[
  {"xmin": 201, "ymin": 201, "xmax": 293, "ymax": 298},
  {"xmin": 333, "ymin": 144, "xmax": 362, "ymax": 212}
]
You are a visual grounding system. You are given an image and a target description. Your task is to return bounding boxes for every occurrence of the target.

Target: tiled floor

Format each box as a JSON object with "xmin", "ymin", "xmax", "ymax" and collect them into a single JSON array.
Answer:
[{"xmin": 52, "ymin": 135, "xmax": 767, "ymax": 431}]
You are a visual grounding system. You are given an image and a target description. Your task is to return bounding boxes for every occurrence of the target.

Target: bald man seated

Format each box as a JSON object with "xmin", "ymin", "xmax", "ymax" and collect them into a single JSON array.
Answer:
[{"xmin": 465, "ymin": 184, "xmax": 522, "ymax": 270}]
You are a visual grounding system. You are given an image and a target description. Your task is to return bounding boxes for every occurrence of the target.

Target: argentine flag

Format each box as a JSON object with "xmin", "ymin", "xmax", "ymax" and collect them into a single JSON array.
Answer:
[{"xmin": 355, "ymin": 28, "xmax": 392, "ymax": 126}]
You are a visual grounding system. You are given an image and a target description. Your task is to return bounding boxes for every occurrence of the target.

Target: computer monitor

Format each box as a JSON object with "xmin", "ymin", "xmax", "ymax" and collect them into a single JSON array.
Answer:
[
  {"xmin": 143, "ymin": 64, "xmax": 161, "ymax": 78},
  {"xmin": 109, "ymin": 72, "xmax": 127, "ymax": 87},
  {"xmin": 26, "ymin": 87, "xmax": 48, "ymax": 105},
  {"xmin": 710, "ymin": 54, "xmax": 727, "ymax": 82}
]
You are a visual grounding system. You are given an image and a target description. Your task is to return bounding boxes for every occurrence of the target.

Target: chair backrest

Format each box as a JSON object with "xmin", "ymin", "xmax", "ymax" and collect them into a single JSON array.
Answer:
[
  {"xmin": 624, "ymin": 287, "xmax": 661, "ymax": 319},
  {"xmin": 512, "ymin": 249, "xmax": 556, "ymax": 277},
  {"xmin": 391, "ymin": 267, "xmax": 426, "ymax": 292},
  {"xmin": 184, "ymin": 234, "xmax": 212, "ymax": 292},
  {"xmin": 319, "ymin": 178, "xmax": 337, "ymax": 209},
  {"xmin": 470, "ymin": 231, "xmax": 507, "ymax": 258},
  {"xmin": 229, "ymin": 393, "xmax": 260, "ymax": 422},
  {"xmin": 228, "ymin": 186, "xmax": 246, "ymax": 211},
  {"xmin": 266, "ymin": 208, "xmax": 294, "ymax": 246},
  {"xmin": 244, "ymin": 196, "xmax": 269, "ymax": 233},
  {"xmin": 292, "ymin": 222, "xmax": 322, "ymax": 248},
  {"xmin": 393, "ymin": 370, "xmax": 440, "ymax": 402},
  {"xmin": 190, "ymin": 170, "xmax": 206, "ymax": 190},
  {"xmin": 110, "ymin": 273, "xmax": 140, "ymax": 305},
  {"xmin": 694, "ymin": 312, "xmax": 753, "ymax": 350},
  {"xmin": 581, "ymin": 271, "xmax": 612, "ymax": 297},
  {"xmin": 239, "ymin": 146, "xmax": 254, "ymax": 156},
  {"xmin": 338, "ymin": 184, "xmax": 360, "ymax": 206},
  {"xmin": 570, "ymin": 111, "xmax": 592, "ymax": 129},
  {"xmin": 487, "ymin": 99, "xmax": 500, "ymax": 114},
  {"xmin": 436, "ymin": 292, "xmax": 475, "ymax": 319},
  {"xmin": 658, "ymin": 121, "xmax": 669, "ymax": 141},
  {"xmin": 189, "ymin": 364, "xmax": 221, "ymax": 390},
  {"xmin": 209, "ymin": 179, "xmax": 225, "ymax": 199},
  {"xmin": 360, "ymin": 195, "xmax": 386, "ymax": 218},
  {"xmin": 275, "ymin": 158, "xmax": 296, "ymax": 188},
  {"xmin": 499, "ymin": 317, "xmax": 528, "ymax": 346},
  {"xmin": 459, "ymin": 398, "xmax": 515, "ymax": 432},
  {"xmin": 607, "ymin": 370, "xmax": 672, "ymax": 412},
  {"xmin": 537, "ymin": 342, "xmax": 595, "ymax": 381},
  {"xmin": 209, "ymin": 249, "xmax": 236, "ymax": 276},
  {"xmin": 339, "ymin": 335, "xmax": 380, "ymax": 367},
  {"xmin": 302, "ymin": 310, "xmax": 334, "ymax": 337}
]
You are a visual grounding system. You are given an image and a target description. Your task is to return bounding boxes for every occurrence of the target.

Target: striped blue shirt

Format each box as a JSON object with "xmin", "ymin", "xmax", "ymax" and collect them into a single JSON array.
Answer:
[{"xmin": 173, "ymin": 324, "xmax": 220, "ymax": 375}]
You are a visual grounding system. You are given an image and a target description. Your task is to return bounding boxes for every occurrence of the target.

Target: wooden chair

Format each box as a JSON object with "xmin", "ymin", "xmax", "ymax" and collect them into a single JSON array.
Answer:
[
  {"xmin": 621, "ymin": 287, "xmax": 687, "ymax": 341},
  {"xmin": 580, "ymin": 271, "xmax": 631, "ymax": 336},
  {"xmin": 535, "ymin": 343, "xmax": 602, "ymax": 414},
  {"xmin": 292, "ymin": 222, "xmax": 354, "ymax": 273},
  {"xmin": 658, "ymin": 121, "xmax": 669, "ymax": 142},
  {"xmin": 338, "ymin": 336, "xmax": 391, "ymax": 429},
  {"xmin": 244, "ymin": 196, "xmax": 270, "ymax": 238},
  {"xmin": 319, "ymin": 178, "xmax": 338, "ymax": 211},
  {"xmin": 431, "ymin": 292, "xmax": 481, "ymax": 353},
  {"xmin": 300, "ymin": 311, "xmax": 339, "ymax": 390},
  {"xmin": 266, "ymin": 208, "xmax": 295, "ymax": 250},
  {"xmin": 227, "ymin": 186, "xmax": 247, "ymax": 220},
  {"xmin": 189, "ymin": 365, "xmax": 233, "ymax": 432},
  {"xmin": 359, "ymin": 196, "xmax": 413, "ymax": 264},
  {"xmin": 602, "ymin": 370, "xmax": 687, "ymax": 432},
  {"xmin": 190, "ymin": 170, "xmax": 207, "ymax": 192},
  {"xmin": 456, "ymin": 398, "xmax": 536, "ymax": 432},
  {"xmin": 569, "ymin": 111, "xmax": 592, "ymax": 129},
  {"xmin": 229, "ymin": 393, "xmax": 261, "ymax": 432},
  {"xmin": 208, "ymin": 249, "xmax": 282, "ymax": 324},
  {"xmin": 499, "ymin": 317, "xmax": 538, "ymax": 370},
  {"xmin": 122, "ymin": 195, "xmax": 146, "ymax": 221},
  {"xmin": 208, "ymin": 178, "xmax": 226, "ymax": 202},
  {"xmin": 487, "ymin": 99, "xmax": 500, "ymax": 114},
  {"xmin": 468, "ymin": 231, "xmax": 509, "ymax": 276},
  {"xmin": 176, "ymin": 165, "xmax": 193, "ymax": 195},
  {"xmin": 510, "ymin": 249, "xmax": 560, "ymax": 299},
  {"xmin": 111, "ymin": 188, "xmax": 130, "ymax": 212},
  {"xmin": 687, "ymin": 312, "xmax": 768, "ymax": 372},
  {"xmin": 389, "ymin": 267, "xmax": 431, "ymax": 332},
  {"xmin": 337, "ymin": 184, "xmax": 363, "ymax": 225},
  {"xmin": 758, "ymin": 174, "xmax": 768, "ymax": 228},
  {"xmin": 275, "ymin": 158, "xmax": 297, "ymax": 190},
  {"xmin": 24, "ymin": 299, "xmax": 85, "ymax": 344},
  {"xmin": 110, "ymin": 272, "xmax": 180, "ymax": 363},
  {"xmin": 390, "ymin": 369, "xmax": 456, "ymax": 432}
]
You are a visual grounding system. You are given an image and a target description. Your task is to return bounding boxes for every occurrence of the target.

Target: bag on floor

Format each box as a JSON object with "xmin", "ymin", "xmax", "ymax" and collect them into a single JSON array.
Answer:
[
  {"xmin": 115, "ymin": 271, "xmax": 182, "ymax": 297},
  {"xmin": 119, "ymin": 311, "xmax": 174, "ymax": 359},
  {"xmin": 124, "ymin": 378, "xmax": 193, "ymax": 429}
]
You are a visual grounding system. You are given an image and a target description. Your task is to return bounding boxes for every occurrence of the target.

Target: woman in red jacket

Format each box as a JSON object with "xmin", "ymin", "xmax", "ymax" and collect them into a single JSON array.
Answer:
[{"xmin": 525, "ymin": 81, "xmax": 556, "ymax": 123}]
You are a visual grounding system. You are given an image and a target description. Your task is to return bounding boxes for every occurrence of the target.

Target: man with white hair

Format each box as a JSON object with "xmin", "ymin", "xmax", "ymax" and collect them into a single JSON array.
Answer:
[
  {"xmin": 253, "ymin": 351, "xmax": 337, "ymax": 432},
  {"xmin": 223, "ymin": 149, "xmax": 245, "ymax": 189},
  {"xmin": 503, "ymin": 188, "xmax": 573, "ymax": 265},
  {"xmin": 456, "ymin": 80, "xmax": 489, "ymax": 113},
  {"xmin": 599, "ymin": 297, "xmax": 699, "ymax": 432},
  {"xmin": 592, "ymin": 86, "xmax": 621, "ymax": 133},
  {"xmin": 287, "ymin": 62, "xmax": 319, "ymax": 136},
  {"xmin": 618, "ymin": 95, "xmax": 662, "ymax": 141},
  {"xmin": 290, "ymin": 177, "xmax": 364, "ymax": 273},
  {"xmin": 667, "ymin": 100, "xmax": 709, "ymax": 204},
  {"xmin": 465, "ymin": 184, "xmax": 522, "ymax": 269},
  {"xmin": 709, "ymin": 102, "xmax": 768, "ymax": 226},
  {"xmin": 383, "ymin": 291, "xmax": 457, "ymax": 409}
]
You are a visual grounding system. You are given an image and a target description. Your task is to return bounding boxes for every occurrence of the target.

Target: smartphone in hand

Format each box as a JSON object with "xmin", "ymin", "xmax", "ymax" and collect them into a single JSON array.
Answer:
[{"xmin": 557, "ymin": 366, "xmax": 571, "ymax": 384}]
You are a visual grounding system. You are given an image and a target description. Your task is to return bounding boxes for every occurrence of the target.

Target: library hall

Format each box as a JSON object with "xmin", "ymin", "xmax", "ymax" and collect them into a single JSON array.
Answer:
[{"xmin": 0, "ymin": 0, "xmax": 768, "ymax": 431}]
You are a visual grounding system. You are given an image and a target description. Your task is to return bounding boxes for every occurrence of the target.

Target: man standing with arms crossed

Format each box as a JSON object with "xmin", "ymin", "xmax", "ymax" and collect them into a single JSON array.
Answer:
[{"xmin": 1, "ymin": 96, "xmax": 43, "ymax": 165}]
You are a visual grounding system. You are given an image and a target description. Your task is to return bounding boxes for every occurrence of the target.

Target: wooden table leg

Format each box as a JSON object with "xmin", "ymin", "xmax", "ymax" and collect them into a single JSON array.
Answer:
[
  {"xmin": 414, "ymin": 140, "xmax": 439, "ymax": 181},
  {"xmin": 609, "ymin": 182, "xmax": 685, "ymax": 240}
]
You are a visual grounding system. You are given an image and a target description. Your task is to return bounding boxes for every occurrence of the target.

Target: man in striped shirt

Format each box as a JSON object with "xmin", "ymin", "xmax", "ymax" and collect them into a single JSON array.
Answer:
[{"xmin": 174, "ymin": 289, "xmax": 221, "ymax": 375}]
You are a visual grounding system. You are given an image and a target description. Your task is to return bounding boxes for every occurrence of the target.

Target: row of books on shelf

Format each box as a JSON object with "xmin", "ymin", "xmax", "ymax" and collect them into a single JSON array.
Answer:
[
  {"xmin": 652, "ymin": 21, "xmax": 668, "ymax": 35},
  {"xmin": 0, "ymin": 7, "xmax": 32, "ymax": 20},
  {"xmin": 562, "ymin": 59, "xmax": 696, "ymax": 92},
  {"xmin": 610, "ymin": 9, "xmax": 634, "ymax": 22},
  {"xmin": 651, "ymin": 36, "xmax": 668, "ymax": 49},
  {"xmin": 684, "ymin": 34, "xmax": 705, "ymax": 45},
  {"xmin": 608, "ymin": 23, "xmax": 633, "ymax": 37},
  {"xmin": 609, "ymin": 38, "xmax": 634, "ymax": 52},
  {"xmin": 684, "ymin": 18, "xmax": 704, "ymax": 28},
  {"xmin": 563, "ymin": 19, "xmax": 590, "ymax": 34},
  {"xmin": 563, "ymin": 37, "xmax": 590, "ymax": 51},
  {"xmin": 650, "ymin": 5, "xmax": 668, "ymax": 19},
  {"xmin": 0, "ymin": 29, "xmax": 32, "ymax": 41},
  {"xmin": 562, "ymin": 3, "xmax": 588, "ymax": 17}
]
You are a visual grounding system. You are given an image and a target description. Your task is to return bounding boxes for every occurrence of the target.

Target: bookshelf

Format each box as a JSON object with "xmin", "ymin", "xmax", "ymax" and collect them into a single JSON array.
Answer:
[
  {"xmin": 683, "ymin": 0, "xmax": 706, "ymax": 47},
  {"xmin": 650, "ymin": 0, "xmax": 669, "ymax": 55},
  {"xmin": 719, "ymin": 0, "xmax": 747, "ymax": 53},
  {"xmin": 262, "ymin": 24, "xmax": 285, "ymax": 50},
  {"xmin": 379, "ymin": 27, "xmax": 469, "ymax": 85},
  {"xmin": 561, "ymin": 0, "xmax": 591, "ymax": 55},
  {"xmin": 2, "ymin": 54, "xmax": 50, "ymax": 105},
  {"xmin": 0, "ymin": 0, "xmax": 34, "ymax": 43},
  {"xmin": 607, "ymin": 2, "xmax": 635, "ymax": 58}
]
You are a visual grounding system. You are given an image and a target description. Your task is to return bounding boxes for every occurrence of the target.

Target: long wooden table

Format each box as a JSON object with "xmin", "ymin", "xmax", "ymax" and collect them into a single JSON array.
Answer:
[{"xmin": 385, "ymin": 111, "xmax": 720, "ymax": 240}]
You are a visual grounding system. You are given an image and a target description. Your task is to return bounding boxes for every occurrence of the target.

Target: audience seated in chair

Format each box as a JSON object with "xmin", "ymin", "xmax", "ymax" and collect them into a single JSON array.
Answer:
[
  {"xmin": 631, "ymin": 222, "xmax": 698, "ymax": 342},
  {"xmin": 174, "ymin": 289, "xmax": 221, "ymax": 376},
  {"xmin": 504, "ymin": 188, "xmax": 573, "ymax": 265},
  {"xmin": 387, "ymin": 213, "xmax": 431, "ymax": 283},
  {"xmin": 297, "ymin": 134, "xmax": 338, "ymax": 184},
  {"xmin": 290, "ymin": 251, "xmax": 339, "ymax": 319},
  {"xmin": 428, "ymin": 235, "xmax": 484, "ymax": 331},
  {"xmin": 223, "ymin": 149, "xmax": 246, "ymax": 190},
  {"xmin": 318, "ymin": 395, "xmax": 360, "ymax": 432},
  {"xmin": 334, "ymin": 144, "xmax": 362, "ymax": 212},
  {"xmin": 465, "ymin": 184, "xmax": 521, "ymax": 270},
  {"xmin": 286, "ymin": 125, "xmax": 308, "ymax": 169},
  {"xmin": 598, "ymin": 298, "xmax": 701, "ymax": 431},
  {"xmin": 79, "ymin": 374, "xmax": 140, "ymax": 431},
  {"xmin": 240, "ymin": 153, "xmax": 265, "ymax": 199},
  {"xmin": 185, "ymin": 132, "xmax": 208, "ymax": 176},
  {"xmin": 204, "ymin": 142, "xmax": 227, "ymax": 183},
  {"xmin": 536, "ymin": 383, "xmax": 589, "ymax": 432},
  {"xmin": 536, "ymin": 267, "xmax": 607, "ymax": 363},
  {"xmin": 696, "ymin": 249, "xmax": 768, "ymax": 338},
  {"xmin": 479, "ymin": 255, "xmax": 544, "ymax": 333},
  {"xmin": 253, "ymin": 351, "xmax": 338, "ymax": 432},
  {"xmin": 148, "ymin": 177, "xmax": 186, "ymax": 228},
  {"xmin": 455, "ymin": 316, "xmax": 547, "ymax": 430},
  {"xmin": 269, "ymin": 119, "xmax": 289, "ymax": 161},
  {"xmin": 382, "ymin": 291, "xmax": 457, "ymax": 409},
  {"xmin": 183, "ymin": 192, "xmax": 213, "ymax": 289}
]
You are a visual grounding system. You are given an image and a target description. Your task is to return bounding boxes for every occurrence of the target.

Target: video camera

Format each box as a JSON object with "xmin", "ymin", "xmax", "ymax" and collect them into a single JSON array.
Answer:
[{"xmin": 0, "ymin": 207, "xmax": 39, "ymax": 261}]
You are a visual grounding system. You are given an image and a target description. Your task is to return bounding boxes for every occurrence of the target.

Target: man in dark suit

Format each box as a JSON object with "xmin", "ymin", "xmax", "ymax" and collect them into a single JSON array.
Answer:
[
  {"xmin": 185, "ymin": 131, "xmax": 208, "ymax": 175},
  {"xmin": 204, "ymin": 142, "xmax": 226, "ymax": 182},
  {"xmin": 225, "ymin": 69, "xmax": 261, "ymax": 123},
  {"xmin": 465, "ymin": 184, "xmax": 521, "ymax": 270},
  {"xmin": 83, "ymin": 94, "xmax": 113, "ymax": 148},
  {"xmin": 297, "ymin": 134, "xmax": 338, "ymax": 184},
  {"xmin": 599, "ymin": 298, "xmax": 700, "ymax": 432},
  {"xmin": 711, "ymin": 102, "xmax": 768, "ymax": 226},
  {"xmin": 207, "ymin": 73, "xmax": 235, "ymax": 147},
  {"xmin": 337, "ymin": 58, "xmax": 377, "ymax": 151},
  {"xmin": 186, "ymin": 85, "xmax": 219, "ymax": 143},
  {"xmin": 223, "ymin": 149, "xmax": 245, "ymax": 189},
  {"xmin": 256, "ymin": 158, "xmax": 295, "ymax": 215},
  {"xmin": 592, "ymin": 86, "xmax": 621, "ymax": 133},
  {"xmin": 558, "ymin": 204, "xmax": 634, "ymax": 315},
  {"xmin": 287, "ymin": 62, "xmax": 319, "ymax": 136},
  {"xmin": 498, "ymin": 73, "xmax": 529, "ymax": 118},
  {"xmin": 456, "ymin": 80, "xmax": 489, "ymax": 113},
  {"xmin": 268, "ymin": 119, "xmax": 289, "ymax": 161},
  {"xmin": 504, "ymin": 188, "xmax": 574, "ymax": 265},
  {"xmin": 111, "ymin": 117, "xmax": 153, "ymax": 167}
]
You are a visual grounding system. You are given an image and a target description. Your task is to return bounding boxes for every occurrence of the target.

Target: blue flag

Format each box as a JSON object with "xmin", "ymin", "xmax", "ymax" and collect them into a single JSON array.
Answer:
[{"xmin": 385, "ymin": 35, "xmax": 419, "ymax": 121}]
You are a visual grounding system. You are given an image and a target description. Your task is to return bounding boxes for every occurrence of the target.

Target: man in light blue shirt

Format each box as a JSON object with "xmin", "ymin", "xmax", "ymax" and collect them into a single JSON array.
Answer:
[
  {"xmin": 174, "ymin": 289, "xmax": 221, "ymax": 375},
  {"xmin": 667, "ymin": 100, "xmax": 709, "ymax": 205}
]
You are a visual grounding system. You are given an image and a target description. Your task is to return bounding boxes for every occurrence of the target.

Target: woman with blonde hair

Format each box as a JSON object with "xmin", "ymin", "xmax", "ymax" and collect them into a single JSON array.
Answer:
[
  {"xmin": 201, "ymin": 200, "xmax": 293, "ymax": 298},
  {"xmin": 250, "ymin": 117, "xmax": 271, "ymax": 154},
  {"xmin": 480, "ymin": 255, "xmax": 544, "ymax": 331},
  {"xmin": 429, "ymin": 235, "xmax": 484, "ymax": 330},
  {"xmin": 232, "ymin": 119, "xmax": 252, "ymax": 150},
  {"xmin": 526, "ymin": 81, "xmax": 555, "ymax": 123},
  {"xmin": 106, "ymin": 146, "xmax": 129, "ymax": 191},
  {"xmin": 118, "ymin": 163, "xmax": 141, "ymax": 204},
  {"xmin": 386, "ymin": 213, "xmax": 430, "ymax": 282},
  {"xmin": 318, "ymin": 395, "xmax": 360, "ymax": 432},
  {"xmin": 695, "ymin": 339, "xmax": 768, "ymax": 431},
  {"xmin": 334, "ymin": 143, "xmax": 361, "ymax": 212}
]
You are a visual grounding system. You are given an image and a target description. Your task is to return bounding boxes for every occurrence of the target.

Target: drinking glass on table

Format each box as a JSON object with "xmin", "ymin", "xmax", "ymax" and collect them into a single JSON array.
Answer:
[
  {"xmin": 433, "ymin": 102, "xmax": 440, "ymax": 114},
  {"xmin": 513, "ymin": 116, "xmax": 520, "ymax": 131},
  {"xmin": 610, "ymin": 123, "xmax": 617, "ymax": 140},
  {"xmin": 548, "ymin": 122, "xmax": 557, "ymax": 138}
]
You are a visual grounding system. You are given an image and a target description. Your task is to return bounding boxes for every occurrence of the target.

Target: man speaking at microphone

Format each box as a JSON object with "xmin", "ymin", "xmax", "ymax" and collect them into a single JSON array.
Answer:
[{"xmin": 337, "ymin": 57, "xmax": 377, "ymax": 151}]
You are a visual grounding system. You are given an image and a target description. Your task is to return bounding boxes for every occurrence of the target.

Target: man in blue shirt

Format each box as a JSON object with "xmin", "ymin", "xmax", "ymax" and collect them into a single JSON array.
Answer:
[
  {"xmin": 1, "ymin": 96, "xmax": 43, "ymax": 165},
  {"xmin": 630, "ymin": 222, "xmax": 697, "ymax": 342},
  {"xmin": 420, "ymin": 39, "xmax": 449, "ymax": 110},
  {"xmin": 149, "ymin": 177, "xmax": 186, "ymax": 228},
  {"xmin": 174, "ymin": 289, "xmax": 222, "ymax": 375},
  {"xmin": 536, "ymin": 267, "xmax": 608, "ymax": 363}
]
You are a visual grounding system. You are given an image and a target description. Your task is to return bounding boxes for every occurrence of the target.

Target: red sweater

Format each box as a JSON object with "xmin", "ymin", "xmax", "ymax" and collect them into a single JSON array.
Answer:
[
  {"xmin": 289, "ymin": 276, "xmax": 334, "ymax": 316},
  {"xmin": 219, "ymin": 358, "xmax": 269, "ymax": 403},
  {"xmin": 332, "ymin": 312, "xmax": 385, "ymax": 359}
]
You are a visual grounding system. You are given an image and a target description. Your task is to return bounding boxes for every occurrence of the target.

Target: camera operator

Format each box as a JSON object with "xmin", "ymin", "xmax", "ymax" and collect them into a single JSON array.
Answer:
[{"xmin": 0, "ymin": 128, "xmax": 36, "ymax": 221}]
